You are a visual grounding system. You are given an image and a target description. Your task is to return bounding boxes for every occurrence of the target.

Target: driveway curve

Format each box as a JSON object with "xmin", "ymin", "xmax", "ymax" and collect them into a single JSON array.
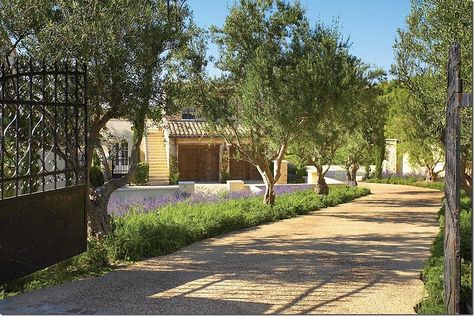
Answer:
[{"xmin": 1, "ymin": 183, "xmax": 443, "ymax": 314}]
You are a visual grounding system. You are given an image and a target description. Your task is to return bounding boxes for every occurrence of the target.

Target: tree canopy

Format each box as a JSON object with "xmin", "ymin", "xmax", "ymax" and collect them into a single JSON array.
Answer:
[
  {"xmin": 393, "ymin": 0, "xmax": 472, "ymax": 191},
  {"xmin": 0, "ymin": 0, "xmax": 205, "ymax": 235}
]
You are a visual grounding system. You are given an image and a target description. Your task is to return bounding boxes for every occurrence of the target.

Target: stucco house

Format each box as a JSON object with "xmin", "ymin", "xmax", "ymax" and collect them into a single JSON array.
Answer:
[
  {"xmin": 104, "ymin": 110, "xmax": 262, "ymax": 185},
  {"xmin": 104, "ymin": 110, "xmax": 443, "ymax": 185}
]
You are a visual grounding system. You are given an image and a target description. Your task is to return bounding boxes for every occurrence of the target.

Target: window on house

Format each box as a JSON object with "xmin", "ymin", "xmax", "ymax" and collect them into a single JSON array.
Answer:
[
  {"xmin": 181, "ymin": 107, "xmax": 196, "ymax": 119},
  {"xmin": 113, "ymin": 141, "xmax": 128, "ymax": 165}
]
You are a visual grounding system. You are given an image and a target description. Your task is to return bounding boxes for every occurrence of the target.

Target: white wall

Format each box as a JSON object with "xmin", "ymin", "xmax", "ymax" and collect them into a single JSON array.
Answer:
[{"xmin": 110, "ymin": 185, "xmax": 179, "ymax": 202}]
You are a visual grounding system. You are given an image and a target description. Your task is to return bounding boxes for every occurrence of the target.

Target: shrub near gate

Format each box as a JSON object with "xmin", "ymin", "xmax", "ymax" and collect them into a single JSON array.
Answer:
[{"xmin": 416, "ymin": 193, "xmax": 472, "ymax": 314}]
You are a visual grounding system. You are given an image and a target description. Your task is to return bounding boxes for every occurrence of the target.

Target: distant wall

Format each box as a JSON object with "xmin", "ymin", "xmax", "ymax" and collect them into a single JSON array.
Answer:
[{"xmin": 383, "ymin": 139, "xmax": 445, "ymax": 177}]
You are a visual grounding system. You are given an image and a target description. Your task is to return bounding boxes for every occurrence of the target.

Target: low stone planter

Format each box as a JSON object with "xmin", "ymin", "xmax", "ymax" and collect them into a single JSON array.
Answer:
[
  {"xmin": 110, "ymin": 184, "xmax": 179, "ymax": 202},
  {"xmin": 227, "ymin": 180, "xmax": 245, "ymax": 192},
  {"xmin": 178, "ymin": 181, "xmax": 195, "ymax": 195}
]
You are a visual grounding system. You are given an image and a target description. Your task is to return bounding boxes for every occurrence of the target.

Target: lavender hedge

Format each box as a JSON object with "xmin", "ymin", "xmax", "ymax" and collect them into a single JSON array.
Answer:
[
  {"xmin": 109, "ymin": 185, "xmax": 370, "ymax": 261},
  {"xmin": 108, "ymin": 184, "xmax": 315, "ymax": 217}
]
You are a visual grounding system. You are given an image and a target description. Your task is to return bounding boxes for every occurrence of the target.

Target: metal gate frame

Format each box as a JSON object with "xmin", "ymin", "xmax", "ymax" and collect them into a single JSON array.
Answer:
[{"xmin": 0, "ymin": 59, "xmax": 88, "ymax": 284}]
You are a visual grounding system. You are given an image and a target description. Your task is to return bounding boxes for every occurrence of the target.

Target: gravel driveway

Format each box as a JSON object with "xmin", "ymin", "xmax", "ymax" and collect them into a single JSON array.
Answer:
[{"xmin": 0, "ymin": 183, "xmax": 443, "ymax": 314}]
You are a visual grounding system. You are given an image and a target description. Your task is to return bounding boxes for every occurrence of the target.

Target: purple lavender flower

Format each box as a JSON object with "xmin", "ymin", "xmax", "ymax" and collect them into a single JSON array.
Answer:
[{"xmin": 107, "ymin": 183, "xmax": 314, "ymax": 216}]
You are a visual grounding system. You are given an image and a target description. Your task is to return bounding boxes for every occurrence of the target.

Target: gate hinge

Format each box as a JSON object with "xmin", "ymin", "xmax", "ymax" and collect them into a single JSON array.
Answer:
[{"xmin": 460, "ymin": 93, "xmax": 472, "ymax": 108}]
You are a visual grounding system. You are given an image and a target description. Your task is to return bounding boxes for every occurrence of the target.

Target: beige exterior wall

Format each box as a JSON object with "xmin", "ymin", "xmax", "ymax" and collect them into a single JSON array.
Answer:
[
  {"xmin": 146, "ymin": 127, "xmax": 169, "ymax": 185},
  {"xmin": 105, "ymin": 119, "xmax": 148, "ymax": 161},
  {"xmin": 383, "ymin": 139, "xmax": 445, "ymax": 177}
]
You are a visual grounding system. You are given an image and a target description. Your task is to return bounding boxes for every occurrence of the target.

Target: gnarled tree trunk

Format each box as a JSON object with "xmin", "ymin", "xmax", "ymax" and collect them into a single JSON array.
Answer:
[
  {"xmin": 364, "ymin": 164, "xmax": 370, "ymax": 180},
  {"xmin": 425, "ymin": 165, "xmax": 438, "ymax": 182},
  {"xmin": 315, "ymin": 165, "xmax": 329, "ymax": 195},
  {"xmin": 86, "ymin": 109, "xmax": 146, "ymax": 237},
  {"xmin": 346, "ymin": 163, "xmax": 358, "ymax": 187},
  {"xmin": 257, "ymin": 164, "xmax": 276, "ymax": 206},
  {"xmin": 350, "ymin": 164, "xmax": 358, "ymax": 186},
  {"xmin": 255, "ymin": 143, "xmax": 286, "ymax": 206},
  {"xmin": 264, "ymin": 180, "xmax": 276, "ymax": 206}
]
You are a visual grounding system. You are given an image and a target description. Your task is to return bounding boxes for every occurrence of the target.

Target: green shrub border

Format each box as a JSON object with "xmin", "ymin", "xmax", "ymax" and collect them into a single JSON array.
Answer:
[{"xmin": 366, "ymin": 176, "xmax": 444, "ymax": 191}]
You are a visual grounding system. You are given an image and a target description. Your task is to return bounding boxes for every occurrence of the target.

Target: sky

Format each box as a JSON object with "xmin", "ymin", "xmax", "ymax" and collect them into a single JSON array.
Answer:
[{"xmin": 187, "ymin": 0, "xmax": 412, "ymax": 77}]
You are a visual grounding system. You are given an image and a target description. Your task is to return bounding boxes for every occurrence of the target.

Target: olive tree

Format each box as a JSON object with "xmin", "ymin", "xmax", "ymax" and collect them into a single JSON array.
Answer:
[
  {"xmin": 195, "ymin": 0, "xmax": 312, "ymax": 206},
  {"xmin": 335, "ymin": 68, "xmax": 387, "ymax": 186},
  {"xmin": 0, "ymin": 0, "xmax": 205, "ymax": 235},
  {"xmin": 393, "ymin": 0, "xmax": 472, "ymax": 194},
  {"xmin": 384, "ymin": 82, "xmax": 445, "ymax": 181},
  {"xmin": 287, "ymin": 23, "xmax": 361, "ymax": 194}
]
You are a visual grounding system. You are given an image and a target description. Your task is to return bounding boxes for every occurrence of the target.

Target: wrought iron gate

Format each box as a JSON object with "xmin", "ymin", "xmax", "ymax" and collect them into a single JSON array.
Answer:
[{"xmin": 0, "ymin": 59, "xmax": 88, "ymax": 284}]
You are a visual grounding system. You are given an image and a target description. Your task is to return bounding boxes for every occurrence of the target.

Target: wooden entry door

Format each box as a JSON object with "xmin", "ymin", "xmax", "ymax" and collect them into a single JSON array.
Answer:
[
  {"xmin": 178, "ymin": 145, "xmax": 219, "ymax": 181},
  {"xmin": 229, "ymin": 148, "xmax": 261, "ymax": 180}
]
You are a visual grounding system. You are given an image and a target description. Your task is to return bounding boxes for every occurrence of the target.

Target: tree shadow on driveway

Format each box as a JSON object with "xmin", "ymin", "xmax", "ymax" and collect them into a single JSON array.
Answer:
[{"xmin": 2, "ymin": 231, "xmax": 437, "ymax": 314}]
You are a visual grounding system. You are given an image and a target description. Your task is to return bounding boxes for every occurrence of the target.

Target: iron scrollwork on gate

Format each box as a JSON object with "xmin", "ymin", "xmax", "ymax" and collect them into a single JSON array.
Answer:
[{"xmin": 0, "ymin": 59, "xmax": 88, "ymax": 284}]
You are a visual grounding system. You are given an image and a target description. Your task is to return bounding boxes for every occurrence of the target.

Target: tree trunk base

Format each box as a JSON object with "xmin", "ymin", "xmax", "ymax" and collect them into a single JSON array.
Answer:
[
  {"xmin": 315, "ymin": 179, "xmax": 329, "ymax": 195},
  {"xmin": 264, "ymin": 184, "xmax": 276, "ymax": 206},
  {"xmin": 425, "ymin": 169, "xmax": 438, "ymax": 182},
  {"xmin": 88, "ymin": 192, "xmax": 113, "ymax": 237}
]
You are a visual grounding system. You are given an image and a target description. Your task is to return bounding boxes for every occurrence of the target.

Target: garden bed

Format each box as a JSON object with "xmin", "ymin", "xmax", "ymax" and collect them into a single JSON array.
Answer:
[
  {"xmin": 366, "ymin": 175, "xmax": 444, "ymax": 191},
  {"xmin": 415, "ymin": 192, "xmax": 472, "ymax": 314}
]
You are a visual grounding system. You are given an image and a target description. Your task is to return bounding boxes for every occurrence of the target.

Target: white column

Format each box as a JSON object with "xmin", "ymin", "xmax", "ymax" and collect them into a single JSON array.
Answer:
[{"xmin": 306, "ymin": 166, "xmax": 318, "ymax": 184}]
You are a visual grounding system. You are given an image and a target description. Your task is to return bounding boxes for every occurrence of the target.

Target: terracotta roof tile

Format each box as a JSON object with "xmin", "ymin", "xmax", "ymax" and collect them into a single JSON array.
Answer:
[{"xmin": 167, "ymin": 120, "xmax": 216, "ymax": 138}]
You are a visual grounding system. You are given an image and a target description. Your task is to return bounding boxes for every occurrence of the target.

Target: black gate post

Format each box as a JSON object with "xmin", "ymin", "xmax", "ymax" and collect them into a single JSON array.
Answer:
[{"xmin": 444, "ymin": 42, "xmax": 462, "ymax": 314}]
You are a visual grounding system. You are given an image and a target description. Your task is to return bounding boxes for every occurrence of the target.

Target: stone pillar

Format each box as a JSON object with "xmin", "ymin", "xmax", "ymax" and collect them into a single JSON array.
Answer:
[
  {"xmin": 227, "ymin": 180, "xmax": 245, "ymax": 192},
  {"xmin": 385, "ymin": 139, "xmax": 401, "ymax": 175},
  {"xmin": 178, "ymin": 181, "xmax": 195, "ymax": 195},
  {"xmin": 306, "ymin": 166, "xmax": 318, "ymax": 184},
  {"xmin": 273, "ymin": 159, "xmax": 288, "ymax": 184}
]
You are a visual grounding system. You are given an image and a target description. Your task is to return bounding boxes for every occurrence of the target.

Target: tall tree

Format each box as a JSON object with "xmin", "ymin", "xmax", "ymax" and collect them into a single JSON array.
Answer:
[
  {"xmin": 393, "ymin": 0, "xmax": 472, "ymax": 194},
  {"xmin": 335, "ymin": 68, "xmax": 386, "ymax": 186},
  {"xmin": 0, "ymin": 0, "xmax": 205, "ymax": 235},
  {"xmin": 288, "ymin": 22, "xmax": 361, "ymax": 194},
  {"xmin": 197, "ymin": 0, "xmax": 310, "ymax": 205}
]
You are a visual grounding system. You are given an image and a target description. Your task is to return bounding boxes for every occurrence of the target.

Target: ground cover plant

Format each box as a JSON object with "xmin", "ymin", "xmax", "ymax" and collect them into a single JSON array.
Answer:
[
  {"xmin": 107, "ymin": 184, "xmax": 315, "ymax": 216},
  {"xmin": 109, "ymin": 185, "xmax": 370, "ymax": 261},
  {"xmin": 366, "ymin": 175, "xmax": 444, "ymax": 191},
  {"xmin": 0, "ymin": 185, "xmax": 370, "ymax": 299},
  {"xmin": 416, "ymin": 192, "xmax": 472, "ymax": 314}
]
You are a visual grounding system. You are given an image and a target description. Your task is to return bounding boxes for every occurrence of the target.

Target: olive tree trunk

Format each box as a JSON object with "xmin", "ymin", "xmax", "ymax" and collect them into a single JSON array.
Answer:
[
  {"xmin": 345, "ymin": 163, "xmax": 358, "ymax": 187},
  {"xmin": 315, "ymin": 165, "xmax": 329, "ymax": 195},
  {"xmin": 255, "ymin": 143, "xmax": 286, "ymax": 206},
  {"xmin": 425, "ymin": 165, "xmax": 438, "ymax": 182},
  {"xmin": 263, "ymin": 178, "xmax": 276, "ymax": 205},
  {"xmin": 351, "ymin": 164, "xmax": 359, "ymax": 186},
  {"xmin": 86, "ymin": 111, "xmax": 145, "ymax": 237}
]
